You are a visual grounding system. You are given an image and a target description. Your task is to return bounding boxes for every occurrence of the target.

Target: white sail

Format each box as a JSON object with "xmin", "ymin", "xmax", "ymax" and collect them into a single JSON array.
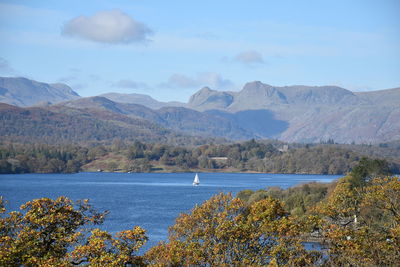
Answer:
[{"xmin": 193, "ymin": 173, "xmax": 200, "ymax": 186}]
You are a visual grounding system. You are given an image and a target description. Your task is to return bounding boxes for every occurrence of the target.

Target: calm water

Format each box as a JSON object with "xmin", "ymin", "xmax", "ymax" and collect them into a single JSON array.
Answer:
[{"xmin": 0, "ymin": 172, "xmax": 340, "ymax": 249}]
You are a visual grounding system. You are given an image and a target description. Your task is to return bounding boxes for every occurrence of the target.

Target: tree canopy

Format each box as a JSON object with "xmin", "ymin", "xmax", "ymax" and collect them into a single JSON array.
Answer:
[
  {"xmin": 145, "ymin": 193, "xmax": 321, "ymax": 266},
  {"xmin": 0, "ymin": 197, "xmax": 147, "ymax": 266},
  {"xmin": 1, "ymin": 160, "xmax": 399, "ymax": 266}
]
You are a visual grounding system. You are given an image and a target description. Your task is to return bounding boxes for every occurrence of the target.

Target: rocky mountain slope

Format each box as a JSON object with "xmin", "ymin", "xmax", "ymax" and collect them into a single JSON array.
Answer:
[
  {"xmin": 187, "ymin": 81, "xmax": 400, "ymax": 143},
  {"xmin": 1, "ymin": 77, "xmax": 399, "ymax": 144},
  {"xmin": 0, "ymin": 77, "xmax": 80, "ymax": 107},
  {"xmin": 187, "ymin": 81, "xmax": 373, "ymax": 111},
  {"xmin": 100, "ymin": 92, "xmax": 184, "ymax": 109},
  {"xmin": 59, "ymin": 96, "xmax": 255, "ymax": 140}
]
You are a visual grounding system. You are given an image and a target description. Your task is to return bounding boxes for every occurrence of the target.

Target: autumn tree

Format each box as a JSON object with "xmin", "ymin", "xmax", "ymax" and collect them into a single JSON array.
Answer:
[
  {"xmin": 0, "ymin": 196, "xmax": 147, "ymax": 266},
  {"xmin": 317, "ymin": 176, "xmax": 400, "ymax": 266},
  {"xmin": 145, "ymin": 193, "xmax": 321, "ymax": 266}
]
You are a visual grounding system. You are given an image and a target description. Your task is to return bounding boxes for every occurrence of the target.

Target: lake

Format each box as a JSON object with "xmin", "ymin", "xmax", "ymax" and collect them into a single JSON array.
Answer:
[{"xmin": 0, "ymin": 172, "xmax": 340, "ymax": 249}]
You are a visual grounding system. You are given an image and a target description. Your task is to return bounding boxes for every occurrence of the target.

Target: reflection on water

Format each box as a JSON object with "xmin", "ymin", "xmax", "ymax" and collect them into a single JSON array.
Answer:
[{"xmin": 0, "ymin": 172, "xmax": 340, "ymax": 249}]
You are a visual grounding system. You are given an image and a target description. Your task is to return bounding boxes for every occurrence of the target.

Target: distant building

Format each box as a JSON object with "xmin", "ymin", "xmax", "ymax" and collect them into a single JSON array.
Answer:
[
  {"xmin": 278, "ymin": 145, "xmax": 288, "ymax": 152},
  {"xmin": 210, "ymin": 157, "xmax": 228, "ymax": 161}
]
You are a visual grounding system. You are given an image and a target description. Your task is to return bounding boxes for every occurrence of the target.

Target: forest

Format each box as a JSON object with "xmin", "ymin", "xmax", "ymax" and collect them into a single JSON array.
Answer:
[
  {"xmin": 1, "ymin": 158, "xmax": 399, "ymax": 266},
  {"xmin": 1, "ymin": 140, "xmax": 399, "ymax": 175}
]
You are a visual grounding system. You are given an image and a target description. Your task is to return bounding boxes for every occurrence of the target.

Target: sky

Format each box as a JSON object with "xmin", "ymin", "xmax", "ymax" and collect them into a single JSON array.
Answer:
[{"xmin": 0, "ymin": 0, "xmax": 399, "ymax": 102}]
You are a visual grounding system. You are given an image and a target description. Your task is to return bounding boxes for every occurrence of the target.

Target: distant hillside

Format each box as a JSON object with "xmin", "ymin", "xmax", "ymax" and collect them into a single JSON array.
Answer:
[
  {"xmin": 187, "ymin": 81, "xmax": 385, "ymax": 111},
  {"xmin": 100, "ymin": 92, "xmax": 185, "ymax": 109},
  {"xmin": 1, "ymin": 76, "xmax": 399, "ymax": 144},
  {"xmin": 0, "ymin": 103, "xmax": 191, "ymax": 144},
  {"xmin": 355, "ymin": 87, "xmax": 400, "ymax": 106},
  {"xmin": 0, "ymin": 77, "xmax": 80, "ymax": 107},
  {"xmin": 59, "ymin": 97, "xmax": 255, "ymax": 140},
  {"xmin": 187, "ymin": 81, "xmax": 400, "ymax": 143}
]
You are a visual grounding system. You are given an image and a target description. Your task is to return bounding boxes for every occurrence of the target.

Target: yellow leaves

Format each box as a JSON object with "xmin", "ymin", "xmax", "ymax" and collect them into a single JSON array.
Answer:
[
  {"xmin": 267, "ymin": 258, "xmax": 278, "ymax": 267},
  {"xmin": 69, "ymin": 227, "xmax": 148, "ymax": 266},
  {"xmin": 116, "ymin": 226, "xmax": 147, "ymax": 242},
  {"xmin": 114, "ymin": 226, "xmax": 148, "ymax": 255},
  {"xmin": 325, "ymin": 225, "xmax": 386, "ymax": 265},
  {"xmin": 318, "ymin": 176, "xmax": 400, "ymax": 265},
  {"xmin": 0, "ymin": 196, "xmax": 5, "ymax": 214},
  {"xmin": 70, "ymin": 228, "xmax": 113, "ymax": 263},
  {"xmin": 315, "ymin": 176, "xmax": 361, "ymax": 221},
  {"xmin": 248, "ymin": 197, "xmax": 286, "ymax": 223},
  {"xmin": 362, "ymin": 176, "xmax": 400, "ymax": 223},
  {"xmin": 4, "ymin": 176, "xmax": 398, "ymax": 266},
  {"xmin": 146, "ymin": 192, "xmax": 320, "ymax": 266},
  {"xmin": 1, "ymin": 196, "xmax": 147, "ymax": 266}
]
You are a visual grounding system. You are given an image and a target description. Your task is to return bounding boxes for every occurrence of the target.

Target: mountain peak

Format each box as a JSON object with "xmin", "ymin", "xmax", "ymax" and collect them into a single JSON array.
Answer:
[
  {"xmin": 189, "ymin": 87, "xmax": 213, "ymax": 103},
  {"xmin": 188, "ymin": 86, "xmax": 234, "ymax": 111},
  {"xmin": 50, "ymin": 83, "xmax": 80, "ymax": 97},
  {"xmin": 242, "ymin": 81, "xmax": 272, "ymax": 90},
  {"xmin": 236, "ymin": 81, "xmax": 287, "ymax": 106},
  {"xmin": 0, "ymin": 76, "xmax": 80, "ymax": 107},
  {"xmin": 100, "ymin": 92, "xmax": 184, "ymax": 109},
  {"xmin": 193, "ymin": 86, "xmax": 216, "ymax": 97}
]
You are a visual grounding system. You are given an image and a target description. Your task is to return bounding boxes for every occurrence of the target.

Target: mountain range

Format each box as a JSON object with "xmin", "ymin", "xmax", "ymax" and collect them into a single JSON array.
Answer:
[
  {"xmin": 0, "ymin": 76, "xmax": 399, "ymax": 144},
  {"xmin": 186, "ymin": 82, "xmax": 400, "ymax": 143},
  {"xmin": 0, "ymin": 77, "xmax": 79, "ymax": 107}
]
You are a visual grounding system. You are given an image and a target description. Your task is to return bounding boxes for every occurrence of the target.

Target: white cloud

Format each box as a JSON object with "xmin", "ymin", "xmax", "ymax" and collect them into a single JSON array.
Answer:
[
  {"xmin": 70, "ymin": 83, "xmax": 87, "ymax": 91},
  {"xmin": 58, "ymin": 75, "xmax": 78, "ymax": 83},
  {"xmin": 113, "ymin": 79, "xmax": 149, "ymax": 89},
  {"xmin": 163, "ymin": 73, "xmax": 234, "ymax": 90},
  {"xmin": 198, "ymin": 72, "xmax": 234, "ymax": 90},
  {"xmin": 62, "ymin": 10, "xmax": 152, "ymax": 44},
  {"xmin": 234, "ymin": 50, "xmax": 264, "ymax": 64},
  {"xmin": 0, "ymin": 57, "xmax": 15, "ymax": 74},
  {"xmin": 167, "ymin": 74, "xmax": 199, "ymax": 88}
]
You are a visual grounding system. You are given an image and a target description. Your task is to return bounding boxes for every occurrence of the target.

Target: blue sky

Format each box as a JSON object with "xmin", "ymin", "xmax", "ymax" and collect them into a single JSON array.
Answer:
[{"xmin": 0, "ymin": 0, "xmax": 399, "ymax": 102}]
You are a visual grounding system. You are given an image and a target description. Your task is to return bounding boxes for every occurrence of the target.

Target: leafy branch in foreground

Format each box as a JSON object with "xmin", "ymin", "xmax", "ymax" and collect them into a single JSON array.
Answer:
[
  {"xmin": 0, "ymin": 197, "xmax": 147, "ymax": 266},
  {"xmin": 315, "ymin": 176, "xmax": 400, "ymax": 266},
  {"xmin": 145, "ymin": 193, "xmax": 321, "ymax": 266}
]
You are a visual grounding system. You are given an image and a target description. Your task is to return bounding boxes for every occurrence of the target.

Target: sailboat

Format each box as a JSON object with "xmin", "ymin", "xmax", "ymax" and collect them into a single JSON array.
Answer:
[{"xmin": 193, "ymin": 173, "xmax": 200, "ymax": 186}]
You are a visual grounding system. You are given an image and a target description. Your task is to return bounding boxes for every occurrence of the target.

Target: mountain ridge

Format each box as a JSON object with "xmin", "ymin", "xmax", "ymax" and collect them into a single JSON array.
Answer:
[
  {"xmin": 100, "ymin": 92, "xmax": 185, "ymax": 109},
  {"xmin": 57, "ymin": 96, "xmax": 257, "ymax": 140},
  {"xmin": 186, "ymin": 81, "xmax": 400, "ymax": 143},
  {"xmin": 187, "ymin": 81, "xmax": 394, "ymax": 111},
  {"xmin": 1, "ymin": 76, "xmax": 399, "ymax": 144},
  {"xmin": 0, "ymin": 77, "xmax": 80, "ymax": 107}
]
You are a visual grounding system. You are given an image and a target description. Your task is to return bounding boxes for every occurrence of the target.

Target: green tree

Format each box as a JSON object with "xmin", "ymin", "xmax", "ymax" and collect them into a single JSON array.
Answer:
[
  {"xmin": 349, "ymin": 157, "xmax": 391, "ymax": 187},
  {"xmin": 0, "ymin": 159, "xmax": 12, "ymax": 174}
]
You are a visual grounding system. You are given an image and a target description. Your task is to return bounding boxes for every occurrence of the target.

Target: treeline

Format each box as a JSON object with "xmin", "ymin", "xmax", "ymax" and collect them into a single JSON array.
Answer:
[
  {"xmin": 1, "ymin": 160, "xmax": 399, "ymax": 266},
  {"xmin": 1, "ymin": 140, "xmax": 399, "ymax": 174},
  {"xmin": 237, "ymin": 157, "xmax": 392, "ymax": 216},
  {"xmin": 121, "ymin": 140, "xmax": 399, "ymax": 174},
  {"xmin": 0, "ymin": 143, "xmax": 90, "ymax": 173}
]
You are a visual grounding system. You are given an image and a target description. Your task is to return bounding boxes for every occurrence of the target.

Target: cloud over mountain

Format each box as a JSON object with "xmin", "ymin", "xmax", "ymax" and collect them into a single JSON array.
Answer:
[
  {"xmin": 112, "ymin": 79, "xmax": 149, "ymax": 89},
  {"xmin": 0, "ymin": 57, "xmax": 15, "ymax": 74},
  {"xmin": 234, "ymin": 50, "xmax": 264, "ymax": 64},
  {"xmin": 164, "ymin": 72, "xmax": 234, "ymax": 90},
  {"xmin": 167, "ymin": 74, "xmax": 199, "ymax": 88},
  {"xmin": 62, "ymin": 10, "xmax": 152, "ymax": 44}
]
